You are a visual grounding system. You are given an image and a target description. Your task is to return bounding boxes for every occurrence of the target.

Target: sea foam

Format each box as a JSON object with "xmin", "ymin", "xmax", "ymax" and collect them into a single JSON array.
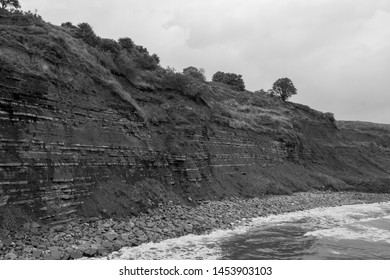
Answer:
[{"xmin": 103, "ymin": 201, "xmax": 390, "ymax": 260}]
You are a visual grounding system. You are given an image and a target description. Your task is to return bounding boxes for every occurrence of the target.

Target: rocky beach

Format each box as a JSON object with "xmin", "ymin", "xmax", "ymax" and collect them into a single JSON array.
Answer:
[{"xmin": 1, "ymin": 191, "xmax": 390, "ymax": 260}]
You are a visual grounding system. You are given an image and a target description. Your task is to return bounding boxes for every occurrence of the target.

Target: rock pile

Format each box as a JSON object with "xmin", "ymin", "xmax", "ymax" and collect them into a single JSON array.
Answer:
[{"xmin": 1, "ymin": 191, "xmax": 390, "ymax": 260}]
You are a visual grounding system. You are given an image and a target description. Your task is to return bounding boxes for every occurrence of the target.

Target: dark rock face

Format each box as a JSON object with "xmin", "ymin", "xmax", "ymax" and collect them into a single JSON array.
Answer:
[
  {"xmin": 1, "ymin": 12, "xmax": 390, "ymax": 225},
  {"xmin": 0, "ymin": 53, "xmax": 291, "ymax": 223}
]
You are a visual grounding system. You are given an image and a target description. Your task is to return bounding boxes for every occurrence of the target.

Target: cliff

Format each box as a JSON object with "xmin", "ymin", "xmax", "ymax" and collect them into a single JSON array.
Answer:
[{"xmin": 1, "ymin": 11, "xmax": 389, "ymax": 227}]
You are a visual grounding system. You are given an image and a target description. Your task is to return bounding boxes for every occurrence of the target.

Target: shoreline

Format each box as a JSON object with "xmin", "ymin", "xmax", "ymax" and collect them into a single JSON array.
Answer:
[{"xmin": 1, "ymin": 191, "xmax": 390, "ymax": 260}]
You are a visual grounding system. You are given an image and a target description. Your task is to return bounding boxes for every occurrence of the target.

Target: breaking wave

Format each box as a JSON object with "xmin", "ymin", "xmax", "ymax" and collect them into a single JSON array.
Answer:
[{"xmin": 104, "ymin": 202, "xmax": 390, "ymax": 260}]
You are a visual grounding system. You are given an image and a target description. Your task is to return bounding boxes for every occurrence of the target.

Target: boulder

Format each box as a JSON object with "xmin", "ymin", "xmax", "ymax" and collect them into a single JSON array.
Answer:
[
  {"xmin": 113, "ymin": 240, "xmax": 127, "ymax": 250},
  {"xmin": 94, "ymin": 236, "xmax": 103, "ymax": 244},
  {"xmin": 50, "ymin": 249, "xmax": 63, "ymax": 260},
  {"xmin": 2, "ymin": 238, "xmax": 12, "ymax": 247},
  {"xmin": 184, "ymin": 224, "xmax": 193, "ymax": 232},
  {"xmin": 32, "ymin": 249, "xmax": 43, "ymax": 258},
  {"xmin": 83, "ymin": 248, "xmax": 98, "ymax": 257},
  {"xmin": 5, "ymin": 252, "xmax": 18, "ymax": 260},
  {"xmin": 120, "ymin": 233, "xmax": 131, "ymax": 241},
  {"xmin": 104, "ymin": 232, "xmax": 118, "ymax": 242},
  {"xmin": 50, "ymin": 225, "xmax": 64, "ymax": 233},
  {"xmin": 14, "ymin": 233, "xmax": 24, "ymax": 240},
  {"xmin": 136, "ymin": 235, "xmax": 148, "ymax": 242},
  {"xmin": 31, "ymin": 222, "xmax": 41, "ymax": 229},
  {"xmin": 23, "ymin": 246, "xmax": 34, "ymax": 254},
  {"xmin": 70, "ymin": 250, "xmax": 83, "ymax": 259},
  {"xmin": 101, "ymin": 240, "xmax": 113, "ymax": 249},
  {"xmin": 129, "ymin": 238, "xmax": 140, "ymax": 246}
]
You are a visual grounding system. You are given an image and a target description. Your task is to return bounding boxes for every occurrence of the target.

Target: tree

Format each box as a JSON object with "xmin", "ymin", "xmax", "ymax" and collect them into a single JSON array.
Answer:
[
  {"xmin": 211, "ymin": 71, "xmax": 225, "ymax": 83},
  {"xmin": 98, "ymin": 38, "xmax": 121, "ymax": 56},
  {"xmin": 61, "ymin": 22, "xmax": 76, "ymax": 29},
  {"xmin": 75, "ymin": 23, "xmax": 99, "ymax": 47},
  {"xmin": 161, "ymin": 71, "xmax": 191, "ymax": 93},
  {"xmin": 212, "ymin": 71, "xmax": 245, "ymax": 91},
  {"xmin": 254, "ymin": 89, "xmax": 267, "ymax": 95},
  {"xmin": 135, "ymin": 52, "xmax": 159, "ymax": 70},
  {"xmin": 272, "ymin": 77, "xmax": 297, "ymax": 101},
  {"xmin": 1, "ymin": 0, "xmax": 20, "ymax": 9},
  {"xmin": 118, "ymin": 37, "xmax": 135, "ymax": 53},
  {"xmin": 182, "ymin": 66, "xmax": 206, "ymax": 81}
]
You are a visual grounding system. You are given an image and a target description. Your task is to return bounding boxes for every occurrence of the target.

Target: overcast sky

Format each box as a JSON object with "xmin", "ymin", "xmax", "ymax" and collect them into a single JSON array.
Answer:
[{"xmin": 21, "ymin": 0, "xmax": 390, "ymax": 123}]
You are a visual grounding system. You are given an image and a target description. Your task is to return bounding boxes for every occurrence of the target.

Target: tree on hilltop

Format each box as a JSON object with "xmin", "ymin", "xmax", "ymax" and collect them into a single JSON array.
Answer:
[
  {"xmin": 272, "ymin": 77, "xmax": 297, "ymax": 101},
  {"xmin": 1, "ymin": 0, "xmax": 21, "ymax": 9}
]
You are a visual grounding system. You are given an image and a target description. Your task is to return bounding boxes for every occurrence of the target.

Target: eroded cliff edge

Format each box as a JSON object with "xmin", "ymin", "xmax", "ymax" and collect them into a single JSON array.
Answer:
[{"xmin": 1, "ymin": 11, "xmax": 389, "ymax": 226}]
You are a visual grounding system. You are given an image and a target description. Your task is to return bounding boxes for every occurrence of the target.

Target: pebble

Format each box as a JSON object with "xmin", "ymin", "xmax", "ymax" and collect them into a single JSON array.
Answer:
[{"xmin": 2, "ymin": 191, "xmax": 390, "ymax": 260}]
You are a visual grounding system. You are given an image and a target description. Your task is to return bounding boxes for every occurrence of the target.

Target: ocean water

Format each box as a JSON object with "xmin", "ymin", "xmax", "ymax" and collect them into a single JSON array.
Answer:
[{"xmin": 105, "ymin": 202, "xmax": 390, "ymax": 260}]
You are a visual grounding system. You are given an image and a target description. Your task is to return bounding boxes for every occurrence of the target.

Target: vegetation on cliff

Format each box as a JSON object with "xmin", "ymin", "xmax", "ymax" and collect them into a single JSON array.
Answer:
[{"xmin": 212, "ymin": 71, "xmax": 246, "ymax": 92}]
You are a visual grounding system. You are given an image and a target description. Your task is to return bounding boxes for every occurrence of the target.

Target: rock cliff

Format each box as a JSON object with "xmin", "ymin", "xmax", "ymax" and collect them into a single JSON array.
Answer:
[{"xmin": 1, "ymin": 11, "xmax": 389, "ymax": 226}]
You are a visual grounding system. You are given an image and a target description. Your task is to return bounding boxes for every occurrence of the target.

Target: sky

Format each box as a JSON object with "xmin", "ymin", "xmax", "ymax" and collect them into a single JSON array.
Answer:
[{"xmin": 20, "ymin": 0, "xmax": 390, "ymax": 124}]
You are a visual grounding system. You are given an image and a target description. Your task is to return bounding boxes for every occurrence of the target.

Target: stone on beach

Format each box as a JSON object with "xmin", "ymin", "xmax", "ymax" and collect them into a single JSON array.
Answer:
[
  {"xmin": 70, "ymin": 250, "xmax": 83, "ymax": 259},
  {"xmin": 31, "ymin": 249, "xmax": 43, "ymax": 258},
  {"xmin": 104, "ymin": 232, "xmax": 118, "ymax": 242},
  {"xmin": 83, "ymin": 247, "xmax": 98, "ymax": 257},
  {"xmin": 2, "ymin": 191, "xmax": 390, "ymax": 260},
  {"xmin": 48, "ymin": 247, "xmax": 63, "ymax": 260},
  {"xmin": 5, "ymin": 252, "xmax": 18, "ymax": 260}
]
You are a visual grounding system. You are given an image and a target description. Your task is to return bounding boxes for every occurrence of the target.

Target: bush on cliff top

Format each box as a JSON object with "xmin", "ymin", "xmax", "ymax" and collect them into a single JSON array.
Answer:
[
  {"xmin": 212, "ymin": 71, "xmax": 245, "ymax": 92},
  {"xmin": 63, "ymin": 21, "xmax": 160, "ymax": 78},
  {"xmin": 182, "ymin": 66, "xmax": 206, "ymax": 82}
]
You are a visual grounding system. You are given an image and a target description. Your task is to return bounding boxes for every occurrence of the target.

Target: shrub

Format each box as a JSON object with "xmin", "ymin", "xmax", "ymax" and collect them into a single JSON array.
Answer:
[
  {"xmin": 212, "ymin": 71, "xmax": 245, "ymax": 91},
  {"xmin": 323, "ymin": 112, "xmax": 336, "ymax": 123},
  {"xmin": 61, "ymin": 22, "xmax": 76, "ymax": 29},
  {"xmin": 1, "ymin": 8, "xmax": 43, "ymax": 25},
  {"xmin": 115, "ymin": 50, "xmax": 138, "ymax": 82},
  {"xmin": 89, "ymin": 47, "xmax": 118, "ymax": 73},
  {"xmin": 118, "ymin": 37, "xmax": 135, "ymax": 53},
  {"xmin": 161, "ymin": 69, "xmax": 191, "ymax": 93},
  {"xmin": 75, "ymin": 23, "xmax": 99, "ymax": 47},
  {"xmin": 135, "ymin": 45, "xmax": 148, "ymax": 53},
  {"xmin": 182, "ymin": 66, "xmax": 206, "ymax": 81},
  {"xmin": 134, "ymin": 51, "xmax": 159, "ymax": 70},
  {"xmin": 98, "ymin": 38, "xmax": 121, "ymax": 56},
  {"xmin": 254, "ymin": 89, "xmax": 267, "ymax": 95}
]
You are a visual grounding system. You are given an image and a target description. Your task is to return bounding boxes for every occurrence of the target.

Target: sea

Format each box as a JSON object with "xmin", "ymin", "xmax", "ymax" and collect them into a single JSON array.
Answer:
[{"xmin": 105, "ymin": 202, "xmax": 390, "ymax": 260}]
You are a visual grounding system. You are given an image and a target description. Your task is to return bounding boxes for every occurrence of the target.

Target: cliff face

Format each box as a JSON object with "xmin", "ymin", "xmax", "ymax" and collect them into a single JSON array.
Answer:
[{"xmin": 1, "ymin": 11, "xmax": 389, "ymax": 225}]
